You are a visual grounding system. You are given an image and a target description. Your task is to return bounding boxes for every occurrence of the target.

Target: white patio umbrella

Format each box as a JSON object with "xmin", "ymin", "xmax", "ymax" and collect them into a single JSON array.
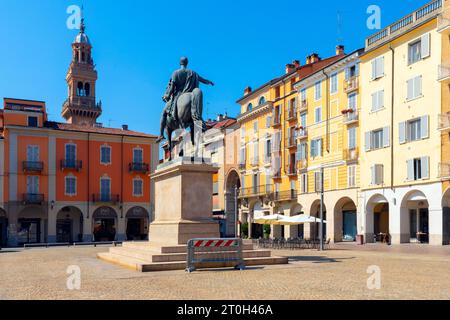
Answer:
[
  {"xmin": 253, "ymin": 214, "xmax": 286, "ymax": 225},
  {"xmin": 273, "ymin": 215, "xmax": 327, "ymax": 225}
]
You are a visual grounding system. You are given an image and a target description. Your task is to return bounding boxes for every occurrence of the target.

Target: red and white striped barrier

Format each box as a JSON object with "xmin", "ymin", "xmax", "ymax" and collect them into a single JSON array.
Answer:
[{"xmin": 193, "ymin": 239, "xmax": 238, "ymax": 248}]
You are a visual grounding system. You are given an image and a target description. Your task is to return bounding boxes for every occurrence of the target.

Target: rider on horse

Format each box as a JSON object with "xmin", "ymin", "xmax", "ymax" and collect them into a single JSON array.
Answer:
[{"xmin": 156, "ymin": 57, "xmax": 214, "ymax": 144}]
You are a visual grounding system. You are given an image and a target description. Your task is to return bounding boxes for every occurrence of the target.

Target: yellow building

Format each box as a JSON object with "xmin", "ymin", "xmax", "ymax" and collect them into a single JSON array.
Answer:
[
  {"xmin": 293, "ymin": 49, "xmax": 363, "ymax": 242},
  {"xmin": 359, "ymin": 0, "xmax": 449, "ymax": 245}
]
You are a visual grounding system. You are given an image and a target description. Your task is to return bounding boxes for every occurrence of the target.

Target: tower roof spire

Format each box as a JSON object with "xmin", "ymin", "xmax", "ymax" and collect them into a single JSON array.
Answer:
[
  {"xmin": 74, "ymin": 5, "xmax": 90, "ymax": 45},
  {"xmin": 79, "ymin": 5, "xmax": 85, "ymax": 33}
]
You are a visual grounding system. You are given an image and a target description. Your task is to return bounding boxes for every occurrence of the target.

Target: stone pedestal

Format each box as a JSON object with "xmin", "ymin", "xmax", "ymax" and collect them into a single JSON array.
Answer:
[{"xmin": 149, "ymin": 159, "xmax": 220, "ymax": 246}]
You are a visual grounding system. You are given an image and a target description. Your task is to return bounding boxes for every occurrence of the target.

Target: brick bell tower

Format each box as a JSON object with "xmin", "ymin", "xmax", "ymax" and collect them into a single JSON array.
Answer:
[{"xmin": 61, "ymin": 16, "xmax": 102, "ymax": 126}]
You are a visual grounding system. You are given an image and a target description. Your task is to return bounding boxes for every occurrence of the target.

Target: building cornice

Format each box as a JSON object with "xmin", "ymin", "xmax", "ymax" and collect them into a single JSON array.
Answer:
[{"xmin": 237, "ymin": 102, "xmax": 273, "ymax": 123}]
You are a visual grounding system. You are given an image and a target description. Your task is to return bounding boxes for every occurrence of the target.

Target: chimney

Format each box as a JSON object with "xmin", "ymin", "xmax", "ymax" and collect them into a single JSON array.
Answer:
[
  {"xmin": 336, "ymin": 45, "xmax": 345, "ymax": 56},
  {"xmin": 217, "ymin": 114, "xmax": 224, "ymax": 122},
  {"xmin": 122, "ymin": 124, "xmax": 129, "ymax": 131},
  {"xmin": 306, "ymin": 55, "xmax": 311, "ymax": 65},
  {"xmin": 244, "ymin": 86, "xmax": 252, "ymax": 96},
  {"xmin": 310, "ymin": 53, "xmax": 320, "ymax": 63},
  {"xmin": 285, "ymin": 63, "xmax": 295, "ymax": 74},
  {"xmin": 292, "ymin": 60, "xmax": 300, "ymax": 68}
]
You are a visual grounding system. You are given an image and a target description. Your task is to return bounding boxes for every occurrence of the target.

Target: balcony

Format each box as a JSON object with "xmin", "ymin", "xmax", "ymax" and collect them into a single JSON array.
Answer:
[
  {"xmin": 299, "ymin": 99, "xmax": 308, "ymax": 112},
  {"xmin": 286, "ymin": 164, "xmax": 297, "ymax": 176},
  {"xmin": 343, "ymin": 148, "xmax": 359, "ymax": 162},
  {"xmin": 439, "ymin": 163, "xmax": 450, "ymax": 179},
  {"xmin": 61, "ymin": 159, "xmax": 82, "ymax": 171},
  {"xmin": 129, "ymin": 162, "xmax": 149, "ymax": 173},
  {"xmin": 92, "ymin": 194, "xmax": 120, "ymax": 204},
  {"xmin": 286, "ymin": 136, "xmax": 297, "ymax": 149},
  {"xmin": 23, "ymin": 193, "xmax": 44, "ymax": 205},
  {"xmin": 238, "ymin": 185, "xmax": 271, "ymax": 198},
  {"xmin": 344, "ymin": 77, "xmax": 359, "ymax": 93},
  {"xmin": 437, "ymin": 8, "xmax": 450, "ymax": 33},
  {"xmin": 286, "ymin": 107, "xmax": 297, "ymax": 121},
  {"xmin": 438, "ymin": 64, "xmax": 450, "ymax": 82},
  {"xmin": 342, "ymin": 109, "xmax": 359, "ymax": 124},
  {"xmin": 297, "ymin": 159, "xmax": 307, "ymax": 171},
  {"xmin": 251, "ymin": 157, "xmax": 259, "ymax": 167},
  {"xmin": 365, "ymin": 0, "xmax": 443, "ymax": 50},
  {"xmin": 297, "ymin": 127, "xmax": 308, "ymax": 140},
  {"xmin": 273, "ymin": 189, "xmax": 297, "ymax": 202},
  {"xmin": 438, "ymin": 114, "xmax": 450, "ymax": 130},
  {"xmin": 272, "ymin": 169, "xmax": 282, "ymax": 179},
  {"xmin": 22, "ymin": 161, "xmax": 44, "ymax": 173},
  {"xmin": 271, "ymin": 114, "xmax": 281, "ymax": 127}
]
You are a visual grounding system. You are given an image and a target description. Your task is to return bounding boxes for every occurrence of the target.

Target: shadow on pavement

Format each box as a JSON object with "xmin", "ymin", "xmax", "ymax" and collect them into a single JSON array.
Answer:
[{"xmin": 287, "ymin": 256, "xmax": 355, "ymax": 263}]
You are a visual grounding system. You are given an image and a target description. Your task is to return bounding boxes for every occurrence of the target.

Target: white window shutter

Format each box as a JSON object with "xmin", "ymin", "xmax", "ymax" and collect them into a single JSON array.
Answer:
[
  {"xmin": 355, "ymin": 63, "xmax": 360, "ymax": 76},
  {"xmin": 407, "ymin": 159, "xmax": 414, "ymax": 181},
  {"xmin": 421, "ymin": 33, "xmax": 430, "ymax": 59},
  {"xmin": 383, "ymin": 127, "xmax": 390, "ymax": 147},
  {"xmin": 371, "ymin": 60, "xmax": 376, "ymax": 79},
  {"xmin": 380, "ymin": 57, "xmax": 384, "ymax": 76},
  {"xmin": 371, "ymin": 166, "xmax": 376, "ymax": 185},
  {"xmin": 379, "ymin": 90, "xmax": 384, "ymax": 108},
  {"xmin": 318, "ymin": 139, "xmax": 322, "ymax": 157},
  {"xmin": 399, "ymin": 122, "xmax": 406, "ymax": 144},
  {"xmin": 345, "ymin": 67, "xmax": 349, "ymax": 80},
  {"xmin": 376, "ymin": 165, "xmax": 383, "ymax": 185},
  {"xmin": 421, "ymin": 116, "xmax": 429, "ymax": 139},
  {"xmin": 421, "ymin": 157, "xmax": 429, "ymax": 179},
  {"xmin": 365, "ymin": 132, "xmax": 371, "ymax": 151},
  {"xmin": 416, "ymin": 76, "xmax": 422, "ymax": 97},
  {"xmin": 407, "ymin": 79, "xmax": 413, "ymax": 100},
  {"xmin": 263, "ymin": 141, "xmax": 267, "ymax": 159}
]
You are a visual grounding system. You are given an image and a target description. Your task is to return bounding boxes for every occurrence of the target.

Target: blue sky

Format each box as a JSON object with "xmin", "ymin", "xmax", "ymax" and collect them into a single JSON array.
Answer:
[{"xmin": 0, "ymin": 0, "xmax": 429, "ymax": 135}]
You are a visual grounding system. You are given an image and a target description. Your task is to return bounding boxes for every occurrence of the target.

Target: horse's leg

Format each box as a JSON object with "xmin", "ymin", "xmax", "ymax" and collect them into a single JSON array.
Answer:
[
  {"xmin": 167, "ymin": 127, "xmax": 173, "ymax": 161},
  {"xmin": 191, "ymin": 88, "xmax": 205, "ymax": 132}
]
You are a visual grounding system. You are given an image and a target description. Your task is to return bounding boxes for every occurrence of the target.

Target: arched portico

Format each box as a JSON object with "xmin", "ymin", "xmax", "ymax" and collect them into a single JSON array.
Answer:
[
  {"xmin": 56, "ymin": 206, "xmax": 84, "ymax": 243},
  {"xmin": 287, "ymin": 203, "xmax": 304, "ymax": 239},
  {"xmin": 400, "ymin": 190, "xmax": 430, "ymax": 244},
  {"xmin": 126, "ymin": 206, "xmax": 149, "ymax": 241},
  {"xmin": 308, "ymin": 200, "xmax": 327, "ymax": 240},
  {"xmin": 17, "ymin": 206, "xmax": 47, "ymax": 244},
  {"xmin": 92, "ymin": 207, "xmax": 118, "ymax": 242},
  {"xmin": 334, "ymin": 197, "xmax": 357, "ymax": 242},
  {"xmin": 365, "ymin": 194, "xmax": 389, "ymax": 243},
  {"xmin": 225, "ymin": 169, "xmax": 241, "ymax": 237}
]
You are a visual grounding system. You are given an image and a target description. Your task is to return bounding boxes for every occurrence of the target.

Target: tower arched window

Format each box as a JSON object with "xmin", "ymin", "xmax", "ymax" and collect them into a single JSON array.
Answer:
[
  {"xmin": 81, "ymin": 52, "xmax": 86, "ymax": 62},
  {"xmin": 77, "ymin": 82, "xmax": 85, "ymax": 96},
  {"xmin": 247, "ymin": 103, "xmax": 253, "ymax": 112},
  {"xmin": 84, "ymin": 83, "xmax": 91, "ymax": 97},
  {"xmin": 259, "ymin": 97, "xmax": 266, "ymax": 105}
]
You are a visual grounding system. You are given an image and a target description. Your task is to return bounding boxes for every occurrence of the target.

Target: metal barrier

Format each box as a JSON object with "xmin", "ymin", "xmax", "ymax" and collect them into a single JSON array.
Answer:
[
  {"xmin": 186, "ymin": 238, "xmax": 245, "ymax": 273},
  {"xmin": 23, "ymin": 241, "xmax": 122, "ymax": 249}
]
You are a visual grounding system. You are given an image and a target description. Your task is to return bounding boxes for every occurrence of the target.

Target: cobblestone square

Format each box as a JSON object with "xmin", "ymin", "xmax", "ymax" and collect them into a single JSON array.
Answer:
[{"xmin": 0, "ymin": 244, "xmax": 449, "ymax": 300}]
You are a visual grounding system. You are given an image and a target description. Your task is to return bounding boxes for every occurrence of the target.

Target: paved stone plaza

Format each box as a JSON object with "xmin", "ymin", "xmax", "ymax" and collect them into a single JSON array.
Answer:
[{"xmin": 0, "ymin": 244, "xmax": 449, "ymax": 300}]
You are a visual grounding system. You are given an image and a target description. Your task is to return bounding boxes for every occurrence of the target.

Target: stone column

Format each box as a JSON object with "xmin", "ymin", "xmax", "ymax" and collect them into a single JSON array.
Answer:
[
  {"xmin": 116, "ymin": 215, "xmax": 126, "ymax": 241},
  {"xmin": 429, "ymin": 207, "xmax": 443, "ymax": 246}
]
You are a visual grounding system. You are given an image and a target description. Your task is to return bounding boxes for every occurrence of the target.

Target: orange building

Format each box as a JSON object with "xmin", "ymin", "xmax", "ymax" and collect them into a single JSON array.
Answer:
[{"xmin": 0, "ymin": 20, "xmax": 158, "ymax": 247}]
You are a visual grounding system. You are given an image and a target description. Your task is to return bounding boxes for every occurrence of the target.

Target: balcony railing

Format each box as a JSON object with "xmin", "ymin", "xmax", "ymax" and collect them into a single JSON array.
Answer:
[
  {"xmin": 299, "ymin": 99, "xmax": 308, "ymax": 112},
  {"xmin": 297, "ymin": 128, "xmax": 308, "ymax": 140},
  {"xmin": 23, "ymin": 193, "xmax": 44, "ymax": 205},
  {"xmin": 286, "ymin": 107, "xmax": 297, "ymax": 121},
  {"xmin": 366, "ymin": 0, "xmax": 443, "ymax": 49},
  {"xmin": 297, "ymin": 159, "xmax": 307, "ymax": 170},
  {"xmin": 342, "ymin": 110, "xmax": 359, "ymax": 124},
  {"xmin": 438, "ymin": 64, "xmax": 450, "ymax": 81},
  {"xmin": 439, "ymin": 163, "xmax": 450, "ymax": 179},
  {"xmin": 438, "ymin": 114, "xmax": 450, "ymax": 130},
  {"xmin": 273, "ymin": 189, "xmax": 297, "ymax": 202},
  {"xmin": 437, "ymin": 8, "xmax": 450, "ymax": 32},
  {"xmin": 129, "ymin": 162, "xmax": 149, "ymax": 173},
  {"xmin": 286, "ymin": 164, "xmax": 297, "ymax": 176},
  {"xmin": 343, "ymin": 148, "xmax": 359, "ymax": 162},
  {"xmin": 273, "ymin": 169, "xmax": 282, "ymax": 179},
  {"xmin": 23, "ymin": 161, "xmax": 44, "ymax": 173},
  {"xmin": 271, "ymin": 114, "xmax": 281, "ymax": 127},
  {"xmin": 61, "ymin": 159, "xmax": 82, "ymax": 171},
  {"xmin": 344, "ymin": 77, "xmax": 359, "ymax": 93},
  {"xmin": 286, "ymin": 136, "xmax": 297, "ymax": 148},
  {"xmin": 238, "ymin": 185, "xmax": 272, "ymax": 198},
  {"xmin": 92, "ymin": 194, "xmax": 120, "ymax": 204}
]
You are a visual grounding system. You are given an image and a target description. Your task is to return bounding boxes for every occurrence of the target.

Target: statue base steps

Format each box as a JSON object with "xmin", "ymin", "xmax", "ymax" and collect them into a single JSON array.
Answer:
[{"xmin": 97, "ymin": 240, "xmax": 289, "ymax": 272}]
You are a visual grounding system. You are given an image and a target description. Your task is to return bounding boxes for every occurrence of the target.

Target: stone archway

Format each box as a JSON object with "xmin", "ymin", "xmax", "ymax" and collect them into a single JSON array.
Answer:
[
  {"xmin": 400, "ymin": 190, "xmax": 429, "ymax": 244},
  {"xmin": 17, "ymin": 206, "xmax": 46, "ymax": 244},
  {"xmin": 225, "ymin": 169, "xmax": 241, "ymax": 237},
  {"xmin": 334, "ymin": 197, "xmax": 357, "ymax": 242},
  {"xmin": 365, "ymin": 194, "xmax": 389, "ymax": 243},
  {"xmin": 126, "ymin": 206, "xmax": 150, "ymax": 241},
  {"xmin": 56, "ymin": 206, "xmax": 84, "ymax": 243},
  {"xmin": 309, "ymin": 200, "xmax": 327, "ymax": 240},
  {"xmin": 92, "ymin": 207, "xmax": 118, "ymax": 242}
]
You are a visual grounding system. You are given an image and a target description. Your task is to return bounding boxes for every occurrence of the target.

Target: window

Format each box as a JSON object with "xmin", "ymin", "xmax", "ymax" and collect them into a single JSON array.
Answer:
[
  {"xmin": 100, "ymin": 145, "xmax": 111, "ymax": 164},
  {"xmin": 315, "ymin": 107, "xmax": 322, "ymax": 123},
  {"xmin": 371, "ymin": 164, "xmax": 384, "ymax": 185},
  {"xmin": 348, "ymin": 93, "xmax": 357, "ymax": 110},
  {"xmin": 346, "ymin": 64, "xmax": 358, "ymax": 79},
  {"xmin": 133, "ymin": 148, "xmax": 143, "ymax": 163},
  {"xmin": 264, "ymin": 139, "xmax": 271, "ymax": 162},
  {"xmin": 348, "ymin": 127, "xmax": 356, "ymax": 150},
  {"xmin": 100, "ymin": 177, "xmax": 111, "ymax": 200},
  {"xmin": 407, "ymin": 76, "xmax": 422, "ymax": 100},
  {"xmin": 365, "ymin": 127, "xmax": 389, "ymax": 151},
  {"xmin": 265, "ymin": 115, "xmax": 271, "ymax": 128},
  {"xmin": 330, "ymin": 73, "xmax": 338, "ymax": 94},
  {"xmin": 65, "ymin": 144, "xmax": 76, "ymax": 163},
  {"xmin": 296, "ymin": 142, "xmax": 307, "ymax": 161},
  {"xmin": 212, "ymin": 181, "xmax": 219, "ymax": 195},
  {"xmin": 239, "ymin": 146, "xmax": 246, "ymax": 166},
  {"xmin": 65, "ymin": 176, "xmax": 76, "ymax": 196},
  {"xmin": 371, "ymin": 56, "xmax": 384, "ymax": 80},
  {"xmin": 371, "ymin": 90, "xmax": 384, "ymax": 112},
  {"xmin": 300, "ymin": 112, "xmax": 307, "ymax": 128},
  {"xmin": 310, "ymin": 138, "xmax": 322, "ymax": 158},
  {"xmin": 27, "ymin": 145, "xmax": 39, "ymax": 161},
  {"xmin": 348, "ymin": 165, "xmax": 356, "ymax": 187},
  {"xmin": 300, "ymin": 173, "xmax": 308, "ymax": 194},
  {"xmin": 247, "ymin": 103, "xmax": 253, "ymax": 112},
  {"xmin": 133, "ymin": 178, "xmax": 143, "ymax": 196},
  {"xmin": 259, "ymin": 96, "xmax": 266, "ymax": 105},
  {"xmin": 26, "ymin": 176, "xmax": 39, "ymax": 194},
  {"xmin": 28, "ymin": 116, "xmax": 38, "ymax": 127},
  {"xmin": 314, "ymin": 171, "xmax": 322, "ymax": 192},
  {"xmin": 407, "ymin": 157, "xmax": 429, "ymax": 181},
  {"xmin": 300, "ymin": 88, "xmax": 306, "ymax": 101},
  {"xmin": 315, "ymin": 81, "xmax": 322, "ymax": 100},
  {"xmin": 253, "ymin": 121, "xmax": 258, "ymax": 134},
  {"xmin": 408, "ymin": 33, "xmax": 430, "ymax": 65},
  {"xmin": 275, "ymin": 86, "xmax": 281, "ymax": 98},
  {"xmin": 399, "ymin": 116, "xmax": 429, "ymax": 144}
]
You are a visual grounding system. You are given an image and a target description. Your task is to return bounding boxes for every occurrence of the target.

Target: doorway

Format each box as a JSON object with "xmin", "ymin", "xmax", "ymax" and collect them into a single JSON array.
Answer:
[
  {"xmin": 56, "ymin": 219, "xmax": 72, "ymax": 243},
  {"xmin": 343, "ymin": 211, "xmax": 357, "ymax": 241},
  {"xmin": 93, "ymin": 219, "xmax": 116, "ymax": 242},
  {"xmin": 17, "ymin": 219, "xmax": 41, "ymax": 244}
]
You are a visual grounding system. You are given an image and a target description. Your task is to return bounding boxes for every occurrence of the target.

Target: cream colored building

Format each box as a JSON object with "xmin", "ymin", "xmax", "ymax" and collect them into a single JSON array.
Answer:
[{"xmin": 359, "ymin": 0, "xmax": 448, "ymax": 245}]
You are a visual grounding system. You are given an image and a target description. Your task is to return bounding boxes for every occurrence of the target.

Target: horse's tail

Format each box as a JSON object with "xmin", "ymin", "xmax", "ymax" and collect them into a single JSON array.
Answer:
[{"xmin": 191, "ymin": 88, "xmax": 203, "ymax": 122}]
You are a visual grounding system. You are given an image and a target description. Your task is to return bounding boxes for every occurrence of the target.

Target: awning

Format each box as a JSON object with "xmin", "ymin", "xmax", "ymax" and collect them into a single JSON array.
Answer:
[
  {"xmin": 273, "ymin": 215, "xmax": 327, "ymax": 225},
  {"xmin": 254, "ymin": 214, "xmax": 285, "ymax": 225}
]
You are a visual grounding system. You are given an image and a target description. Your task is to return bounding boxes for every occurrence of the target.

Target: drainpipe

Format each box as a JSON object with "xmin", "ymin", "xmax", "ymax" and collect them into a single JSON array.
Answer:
[
  {"xmin": 87, "ymin": 133, "xmax": 90, "ymax": 219},
  {"xmin": 321, "ymin": 70, "xmax": 330, "ymax": 153},
  {"xmin": 389, "ymin": 45, "xmax": 395, "ymax": 190}
]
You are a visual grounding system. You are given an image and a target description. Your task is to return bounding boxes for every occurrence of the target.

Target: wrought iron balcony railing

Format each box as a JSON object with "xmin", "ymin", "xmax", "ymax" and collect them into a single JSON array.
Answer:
[
  {"xmin": 23, "ymin": 161, "xmax": 44, "ymax": 173},
  {"xmin": 273, "ymin": 189, "xmax": 297, "ymax": 202},
  {"xmin": 299, "ymin": 99, "xmax": 308, "ymax": 112},
  {"xmin": 438, "ymin": 63, "xmax": 450, "ymax": 81},
  {"xmin": 286, "ymin": 136, "xmax": 297, "ymax": 149},
  {"xmin": 343, "ymin": 148, "xmax": 359, "ymax": 162},
  {"xmin": 129, "ymin": 162, "xmax": 149, "ymax": 173},
  {"xmin": 297, "ymin": 159, "xmax": 307, "ymax": 170},
  {"xmin": 61, "ymin": 159, "xmax": 82, "ymax": 171},
  {"xmin": 344, "ymin": 77, "xmax": 359, "ymax": 93},
  {"xmin": 286, "ymin": 107, "xmax": 297, "ymax": 121},
  {"xmin": 271, "ymin": 113, "xmax": 281, "ymax": 127},
  {"xmin": 297, "ymin": 128, "xmax": 308, "ymax": 139},
  {"xmin": 238, "ymin": 185, "xmax": 272, "ymax": 198},
  {"xmin": 23, "ymin": 193, "xmax": 44, "ymax": 205},
  {"xmin": 92, "ymin": 194, "xmax": 120, "ymax": 204},
  {"xmin": 343, "ymin": 110, "xmax": 359, "ymax": 124},
  {"xmin": 286, "ymin": 164, "xmax": 297, "ymax": 176}
]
